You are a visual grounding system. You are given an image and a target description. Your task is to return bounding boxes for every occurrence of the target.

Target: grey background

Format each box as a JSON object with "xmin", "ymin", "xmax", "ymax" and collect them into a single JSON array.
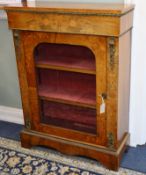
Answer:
[{"xmin": 0, "ymin": 20, "xmax": 21, "ymax": 108}]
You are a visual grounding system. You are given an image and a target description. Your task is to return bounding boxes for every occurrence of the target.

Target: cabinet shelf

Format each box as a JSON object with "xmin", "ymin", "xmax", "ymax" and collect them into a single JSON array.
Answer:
[
  {"xmin": 37, "ymin": 69, "xmax": 96, "ymax": 109},
  {"xmin": 38, "ymin": 85, "xmax": 96, "ymax": 109},
  {"xmin": 34, "ymin": 43, "xmax": 96, "ymax": 75},
  {"xmin": 35, "ymin": 57, "xmax": 96, "ymax": 75},
  {"xmin": 41, "ymin": 100, "xmax": 96, "ymax": 134}
]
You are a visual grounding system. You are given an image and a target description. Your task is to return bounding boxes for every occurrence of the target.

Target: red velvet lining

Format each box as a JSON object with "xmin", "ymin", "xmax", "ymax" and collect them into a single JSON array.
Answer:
[
  {"xmin": 41, "ymin": 100, "xmax": 96, "ymax": 134},
  {"xmin": 34, "ymin": 43, "xmax": 95, "ymax": 71},
  {"xmin": 34, "ymin": 43, "xmax": 96, "ymax": 134},
  {"xmin": 37, "ymin": 69, "xmax": 96, "ymax": 106}
]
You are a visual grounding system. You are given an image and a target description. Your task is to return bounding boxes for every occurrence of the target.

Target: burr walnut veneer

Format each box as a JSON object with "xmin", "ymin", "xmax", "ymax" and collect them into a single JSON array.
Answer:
[{"xmin": 5, "ymin": 2, "xmax": 134, "ymax": 170}]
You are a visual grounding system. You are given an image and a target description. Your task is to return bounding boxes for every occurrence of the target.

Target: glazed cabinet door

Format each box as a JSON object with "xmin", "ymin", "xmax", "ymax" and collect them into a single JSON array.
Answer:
[{"xmin": 18, "ymin": 31, "xmax": 107, "ymax": 146}]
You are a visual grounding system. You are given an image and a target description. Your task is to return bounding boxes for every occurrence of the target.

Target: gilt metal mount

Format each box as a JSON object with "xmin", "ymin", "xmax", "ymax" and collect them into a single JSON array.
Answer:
[
  {"xmin": 107, "ymin": 132, "xmax": 114, "ymax": 148},
  {"xmin": 108, "ymin": 37, "xmax": 116, "ymax": 70},
  {"xmin": 13, "ymin": 30, "xmax": 21, "ymax": 59},
  {"xmin": 25, "ymin": 118, "xmax": 31, "ymax": 129},
  {"xmin": 13, "ymin": 30, "xmax": 20, "ymax": 46}
]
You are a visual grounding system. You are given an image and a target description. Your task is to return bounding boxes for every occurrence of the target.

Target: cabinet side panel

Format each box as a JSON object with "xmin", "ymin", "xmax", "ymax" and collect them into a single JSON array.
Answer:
[
  {"xmin": 118, "ymin": 31, "xmax": 131, "ymax": 141},
  {"xmin": 120, "ymin": 11, "xmax": 133, "ymax": 35}
]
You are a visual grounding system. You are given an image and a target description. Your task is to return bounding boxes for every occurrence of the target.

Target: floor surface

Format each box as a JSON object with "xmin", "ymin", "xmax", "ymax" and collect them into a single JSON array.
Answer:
[{"xmin": 0, "ymin": 120, "xmax": 146, "ymax": 174}]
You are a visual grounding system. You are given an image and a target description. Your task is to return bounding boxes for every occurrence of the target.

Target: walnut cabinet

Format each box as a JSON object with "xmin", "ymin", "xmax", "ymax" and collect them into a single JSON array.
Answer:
[{"xmin": 5, "ymin": 2, "xmax": 134, "ymax": 170}]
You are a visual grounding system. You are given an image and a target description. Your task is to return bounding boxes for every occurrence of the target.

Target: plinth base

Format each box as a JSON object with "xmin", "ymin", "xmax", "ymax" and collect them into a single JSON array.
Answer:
[{"xmin": 20, "ymin": 129, "xmax": 129, "ymax": 171}]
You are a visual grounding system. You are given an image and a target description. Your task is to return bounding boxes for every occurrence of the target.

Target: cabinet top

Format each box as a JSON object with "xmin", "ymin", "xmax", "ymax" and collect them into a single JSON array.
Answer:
[{"xmin": 4, "ymin": 1, "xmax": 134, "ymax": 16}]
